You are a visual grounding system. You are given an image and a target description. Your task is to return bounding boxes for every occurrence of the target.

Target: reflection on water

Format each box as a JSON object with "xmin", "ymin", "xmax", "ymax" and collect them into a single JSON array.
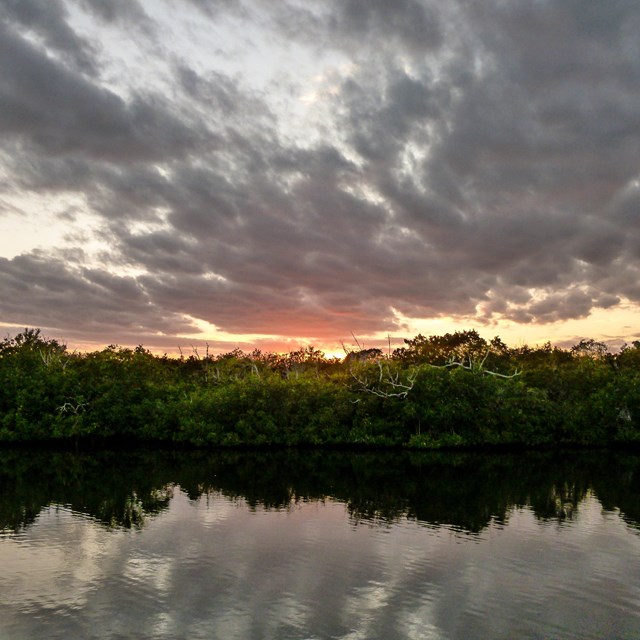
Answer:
[{"xmin": 1, "ymin": 448, "xmax": 640, "ymax": 639}]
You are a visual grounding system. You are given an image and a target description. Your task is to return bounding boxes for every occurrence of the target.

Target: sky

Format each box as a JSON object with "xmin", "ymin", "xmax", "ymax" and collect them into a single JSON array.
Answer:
[{"xmin": 0, "ymin": 0, "xmax": 639, "ymax": 355}]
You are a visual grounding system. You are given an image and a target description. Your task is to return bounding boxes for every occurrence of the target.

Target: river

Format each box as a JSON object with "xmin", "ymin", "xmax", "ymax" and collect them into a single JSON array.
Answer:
[{"xmin": 1, "ymin": 448, "xmax": 640, "ymax": 639}]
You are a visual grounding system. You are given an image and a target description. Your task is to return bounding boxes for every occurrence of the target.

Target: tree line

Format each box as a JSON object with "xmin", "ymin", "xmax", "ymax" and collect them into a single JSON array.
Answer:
[{"xmin": 1, "ymin": 328, "xmax": 639, "ymax": 449}]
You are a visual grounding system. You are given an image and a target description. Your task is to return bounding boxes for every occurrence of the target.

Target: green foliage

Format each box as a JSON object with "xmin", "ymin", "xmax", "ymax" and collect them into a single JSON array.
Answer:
[
  {"xmin": 1, "ymin": 328, "xmax": 639, "ymax": 449},
  {"xmin": 0, "ymin": 329, "xmax": 77, "ymax": 440}
]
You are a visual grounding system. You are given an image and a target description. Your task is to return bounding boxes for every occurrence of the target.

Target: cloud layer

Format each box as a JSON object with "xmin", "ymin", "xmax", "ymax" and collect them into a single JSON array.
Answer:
[{"xmin": 1, "ymin": 0, "xmax": 639, "ymax": 349}]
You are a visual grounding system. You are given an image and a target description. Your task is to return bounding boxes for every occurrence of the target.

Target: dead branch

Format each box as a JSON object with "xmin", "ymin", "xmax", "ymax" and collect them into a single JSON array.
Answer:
[
  {"xmin": 351, "ymin": 332, "xmax": 364, "ymax": 351},
  {"xmin": 38, "ymin": 348, "xmax": 71, "ymax": 371},
  {"xmin": 350, "ymin": 362, "xmax": 418, "ymax": 399},
  {"xmin": 426, "ymin": 350, "xmax": 521, "ymax": 379},
  {"xmin": 57, "ymin": 402, "xmax": 88, "ymax": 414}
]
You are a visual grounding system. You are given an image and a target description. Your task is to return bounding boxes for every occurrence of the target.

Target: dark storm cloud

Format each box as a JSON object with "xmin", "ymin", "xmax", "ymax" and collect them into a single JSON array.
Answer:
[
  {"xmin": 2, "ymin": 0, "xmax": 640, "ymax": 347},
  {"xmin": 0, "ymin": 251, "xmax": 196, "ymax": 338},
  {"xmin": 0, "ymin": 21, "xmax": 210, "ymax": 163},
  {"xmin": 0, "ymin": 0, "xmax": 97, "ymax": 73}
]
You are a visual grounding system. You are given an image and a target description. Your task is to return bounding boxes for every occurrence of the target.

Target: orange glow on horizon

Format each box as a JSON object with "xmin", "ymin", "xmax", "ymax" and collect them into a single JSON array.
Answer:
[{"xmin": 2, "ymin": 300, "xmax": 638, "ymax": 358}]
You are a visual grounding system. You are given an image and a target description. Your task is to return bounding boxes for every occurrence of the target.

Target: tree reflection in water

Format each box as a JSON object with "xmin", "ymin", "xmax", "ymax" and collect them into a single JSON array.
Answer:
[{"xmin": 1, "ymin": 447, "xmax": 639, "ymax": 534}]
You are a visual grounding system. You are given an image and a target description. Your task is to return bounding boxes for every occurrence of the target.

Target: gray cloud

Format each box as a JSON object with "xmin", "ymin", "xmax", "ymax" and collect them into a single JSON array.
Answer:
[
  {"xmin": 0, "ymin": 0, "xmax": 97, "ymax": 73},
  {"xmin": 329, "ymin": 0, "xmax": 442, "ymax": 53},
  {"xmin": 0, "ymin": 22, "xmax": 211, "ymax": 163},
  {"xmin": 184, "ymin": 0, "xmax": 245, "ymax": 19},
  {"xmin": 74, "ymin": 0, "xmax": 151, "ymax": 27},
  {"xmin": 1, "ymin": 0, "xmax": 640, "ymax": 348},
  {"xmin": 270, "ymin": 0, "xmax": 442, "ymax": 56},
  {"xmin": 0, "ymin": 251, "xmax": 196, "ymax": 338}
]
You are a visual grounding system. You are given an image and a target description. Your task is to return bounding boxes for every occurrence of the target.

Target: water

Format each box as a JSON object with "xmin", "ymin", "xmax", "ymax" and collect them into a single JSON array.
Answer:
[{"xmin": 1, "ymin": 448, "xmax": 640, "ymax": 639}]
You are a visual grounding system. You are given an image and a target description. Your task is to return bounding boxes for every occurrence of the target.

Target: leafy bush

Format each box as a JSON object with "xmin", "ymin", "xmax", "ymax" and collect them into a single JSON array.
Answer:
[{"xmin": 1, "ymin": 328, "xmax": 639, "ymax": 449}]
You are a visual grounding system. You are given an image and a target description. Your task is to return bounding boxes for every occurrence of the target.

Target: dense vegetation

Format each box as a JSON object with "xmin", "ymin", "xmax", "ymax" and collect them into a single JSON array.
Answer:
[{"xmin": 1, "ymin": 328, "xmax": 640, "ymax": 449}]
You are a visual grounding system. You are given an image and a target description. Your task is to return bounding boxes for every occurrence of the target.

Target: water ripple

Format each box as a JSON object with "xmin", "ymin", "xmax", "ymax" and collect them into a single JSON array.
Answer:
[{"xmin": 2, "ymin": 482, "xmax": 640, "ymax": 639}]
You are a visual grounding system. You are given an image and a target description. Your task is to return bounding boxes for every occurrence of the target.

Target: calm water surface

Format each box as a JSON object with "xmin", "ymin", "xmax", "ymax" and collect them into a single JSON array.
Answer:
[{"xmin": 1, "ymin": 448, "xmax": 640, "ymax": 639}]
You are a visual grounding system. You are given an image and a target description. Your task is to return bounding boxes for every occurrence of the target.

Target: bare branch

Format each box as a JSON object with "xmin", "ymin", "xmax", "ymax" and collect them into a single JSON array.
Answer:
[
  {"xmin": 351, "ymin": 332, "xmax": 363, "ymax": 351},
  {"xmin": 350, "ymin": 362, "xmax": 418, "ymax": 399},
  {"xmin": 483, "ymin": 368, "xmax": 521, "ymax": 379},
  {"xmin": 426, "ymin": 357, "xmax": 520, "ymax": 378},
  {"xmin": 57, "ymin": 402, "xmax": 88, "ymax": 414}
]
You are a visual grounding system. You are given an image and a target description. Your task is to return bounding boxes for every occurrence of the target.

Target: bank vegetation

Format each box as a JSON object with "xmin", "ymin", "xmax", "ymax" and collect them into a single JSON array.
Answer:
[{"xmin": 1, "ymin": 328, "xmax": 639, "ymax": 449}]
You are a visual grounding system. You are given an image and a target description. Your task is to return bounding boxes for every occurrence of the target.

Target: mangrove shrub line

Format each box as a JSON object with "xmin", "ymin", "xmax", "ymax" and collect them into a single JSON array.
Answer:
[{"xmin": 1, "ymin": 329, "xmax": 639, "ymax": 448}]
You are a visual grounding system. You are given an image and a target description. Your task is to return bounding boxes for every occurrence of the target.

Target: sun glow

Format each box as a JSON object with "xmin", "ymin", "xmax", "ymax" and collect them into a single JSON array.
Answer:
[{"xmin": 392, "ymin": 303, "xmax": 640, "ymax": 352}]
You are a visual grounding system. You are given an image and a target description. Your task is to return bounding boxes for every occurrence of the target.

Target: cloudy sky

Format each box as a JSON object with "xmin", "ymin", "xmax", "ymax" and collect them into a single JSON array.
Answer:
[{"xmin": 1, "ymin": 0, "xmax": 639, "ymax": 354}]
